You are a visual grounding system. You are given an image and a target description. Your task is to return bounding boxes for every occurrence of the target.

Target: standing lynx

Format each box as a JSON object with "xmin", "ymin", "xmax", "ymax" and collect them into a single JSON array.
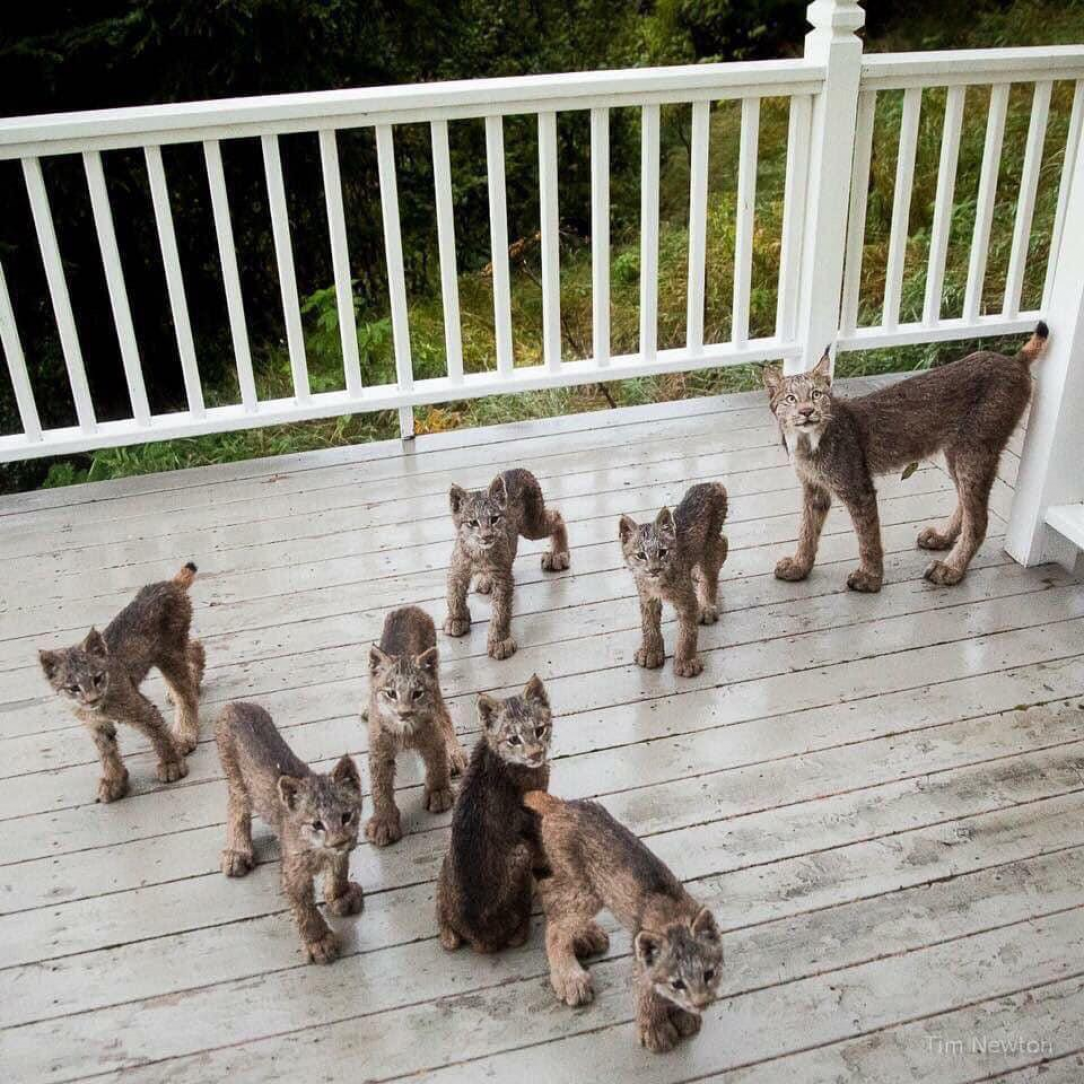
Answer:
[
  {"xmin": 762, "ymin": 323, "xmax": 1047, "ymax": 591},
  {"xmin": 366, "ymin": 606, "xmax": 467, "ymax": 847},
  {"xmin": 444, "ymin": 468, "xmax": 570, "ymax": 660},
  {"xmin": 38, "ymin": 562, "xmax": 204, "ymax": 803},
  {"xmin": 619, "ymin": 482, "xmax": 729, "ymax": 677}
]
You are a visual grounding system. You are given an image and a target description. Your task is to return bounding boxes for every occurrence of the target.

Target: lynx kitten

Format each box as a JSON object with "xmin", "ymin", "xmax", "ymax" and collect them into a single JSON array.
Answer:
[
  {"xmin": 366, "ymin": 606, "xmax": 467, "ymax": 847},
  {"xmin": 525, "ymin": 791, "xmax": 723, "ymax": 1053},
  {"xmin": 216, "ymin": 701, "xmax": 364, "ymax": 964},
  {"xmin": 437, "ymin": 676, "xmax": 553, "ymax": 953},
  {"xmin": 38, "ymin": 562, "xmax": 204, "ymax": 803},
  {"xmin": 619, "ymin": 482, "xmax": 729, "ymax": 677},
  {"xmin": 444, "ymin": 468, "xmax": 570, "ymax": 660}
]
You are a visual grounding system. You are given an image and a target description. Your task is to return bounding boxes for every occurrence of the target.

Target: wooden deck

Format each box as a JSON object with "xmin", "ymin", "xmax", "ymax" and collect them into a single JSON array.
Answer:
[{"xmin": 1, "ymin": 378, "xmax": 1082, "ymax": 1084}]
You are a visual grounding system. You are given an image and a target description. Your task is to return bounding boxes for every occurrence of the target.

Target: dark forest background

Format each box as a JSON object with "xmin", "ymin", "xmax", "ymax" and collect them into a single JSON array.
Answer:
[{"xmin": 1, "ymin": 1, "xmax": 1081, "ymax": 491}]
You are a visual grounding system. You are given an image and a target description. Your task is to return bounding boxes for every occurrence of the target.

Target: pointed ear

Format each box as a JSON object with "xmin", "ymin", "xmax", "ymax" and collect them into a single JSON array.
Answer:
[
  {"xmin": 762, "ymin": 364, "xmax": 783, "ymax": 393},
  {"xmin": 82, "ymin": 628, "xmax": 107, "ymax": 656},
  {"xmin": 488, "ymin": 474, "xmax": 508, "ymax": 507},
  {"xmin": 449, "ymin": 484, "xmax": 467, "ymax": 516},
  {"xmin": 415, "ymin": 646, "xmax": 439, "ymax": 676},
  {"xmin": 278, "ymin": 775, "xmax": 303, "ymax": 811},
  {"xmin": 478, "ymin": 693, "xmax": 500, "ymax": 730},
  {"xmin": 812, "ymin": 348, "xmax": 832, "ymax": 382},
  {"xmin": 523, "ymin": 674, "xmax": 548, "ymax": 707},
  {"xmin": 369, "ymin": 644, "xmax": 392, "ymax": 675},
  {"xmin": 655, "ymin": 506, "xmax": 675, "ymax": 534},
  {"xmin": 330, "ymin": 755, "xmax": 361, "ymax": 795},
  {"xmin": 618, "ymin": 515, "xmax": 637, "ymax": 544},
  {"xmin": 38, "ymin": 649, "xmax": 60, "ymax": 680},
  {"xmin": 635, "ymin": 930, "xmax": 664, "ymax": 968},
  {"xmin": 691, "ymin": 907, "xmax": 720, "ymax": 943}
]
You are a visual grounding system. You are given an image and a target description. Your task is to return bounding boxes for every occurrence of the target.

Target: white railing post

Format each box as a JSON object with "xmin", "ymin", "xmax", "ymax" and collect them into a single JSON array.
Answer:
[
  {"xmin": 1005, "ymin": 124, "xmax": 1084, "ymax": 569},
  {"xmin": 792, "ymin": 0, "xmax": 865, "ymax": 373}
]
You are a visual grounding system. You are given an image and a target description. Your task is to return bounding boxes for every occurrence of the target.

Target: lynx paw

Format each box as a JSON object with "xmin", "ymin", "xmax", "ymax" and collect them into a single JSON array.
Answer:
[
  {"xmin": 97, "ymin": 771, "xmax": 129, "ymax": 804},
  {"xmin": 365, "ymin": 814, "xmax": 403, "ymax": 847},
  {"xmin": 917, "ymin": 526, "xmax": 954, "ymax": 551},
  {"xmin": 674, "ymin": 655, "xmax": 704, "ymax": 678},
  {"xmin": 474, "ymin": 575, "xmax": 493, "ymax": 595},
  {"xmin": 698, "ymin": 604, "xmax": 719, "ymax": 626},
  {"xmin": 327, "ymin": 881, "xmax": 365, "ymax": 917},
  {"xmin": 439, "ymin": 925, "xmax": 463, "ymax": 951},
  {"xmin": 426, "ymin": 785, "xmax": 455, "ymax": 814},
  {"xmin": 846, "ymin": 568, "xmax": 882, "ymax": 593},
  {"xmin": 774, "ymin": 556, "xmax": 811, "ymax": 582},
  {"xmin": 447, "ymin": 743, "xmax": 468, "ymax": 777},
  {"xmin": 221, "ymin": 848, "xmax": 254, "ymax": 877},
  {"xmin": 552, "ymin": 968, "xmax": 595, "ymax": 1007},
  {"xmin": 444, "ymin": 615, "xmax": 471, "ymax": 638},
  {"xmin": 639, "ymin": 1017, "xmax": 681, "ymax": 1054},
  {"xmin": 924, "ymin": 560, "xmax": 965, "ymax": 586},
  {"xmin": 573, "ymin": 922, "xmax": 610, "ymax": 957},
  {"xmin": 305, "ymin": 930, "xmax": 341, "ymax": 965},
  {"xmin": 488, "ymin": 636, "xmax": 517, "ymax": 660},
  {"xmin": 635, "ymin": 646, "xmax": 665, "ymax": 669},
  {"xmin": 156, "ymin": 757, "xmax": 188, "ymax": 783},
  {"xmin": 542, "ymin": 551, "xmax": 570, "ymax": 572},
  {"xmin": 671, "ymin": 1008, "xmax": 703, "ymax": 1037}
]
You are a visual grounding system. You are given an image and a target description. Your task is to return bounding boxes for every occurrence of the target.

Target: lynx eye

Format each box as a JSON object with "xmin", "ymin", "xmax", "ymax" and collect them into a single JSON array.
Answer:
[
  {"xmin": 636, "ymin": 550, "xmax": 647, "ymax": 561},
  {"xmin": 535, "ymin": 725, "xmax": 548, "ymax": 739},
  {"xmin": 492, "ymin": 512, "xmax": 503, "ymax": 522},
  {"xmin": 312, "ymin": 820, "xmax": 325, "ymax": 833},
  {"xmin": 66, "ymin": 684, "xmax": 80, "ymax": 695},
  {"xmin": 811, "ymin": 389, "xmax": 822, "ymax": 399},
  {"xmin": 341, "ymin": 811, "xmax": 353, "ymax": 826},
  {"xmin": 704, "ymin": 968, "xmax": 715, "ymax": 982},
  {"xmin": 506, "ymin": 735, "xmax": 522, "ymax": 747},
  {"xmin": 385, "ymin": 689, "xmax": 398, "ymax": 701},
  {"xmin": 468, "ymin": 519, "xmax": 479, "ymax": 528},
  {"xmin": 93, "ymin": 673, "xmax": 104, "ymax": 686},
  {"xmin": 412, "ymin": 688, "xmax": 423, "ymax": 701},
  {"xmin": 785, "ymin": 394, "xmax": 798, "ymax": 404},
  {"xmin": 658, "ymin": 548, "xmax": 668, "ymax": 558},
  {"xmin": 671, "ymin": 979, "xmax": 686, "ymax": 991}
]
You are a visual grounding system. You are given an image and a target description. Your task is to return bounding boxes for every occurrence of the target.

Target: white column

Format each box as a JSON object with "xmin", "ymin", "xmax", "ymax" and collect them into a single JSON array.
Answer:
[
  {"xmin": 1005, "ymin": 124, "xmax": 1084, "ymax": 569},
  {"xmin": 792, "ymin": 0, "xmax": 865, "ymax": 373}
]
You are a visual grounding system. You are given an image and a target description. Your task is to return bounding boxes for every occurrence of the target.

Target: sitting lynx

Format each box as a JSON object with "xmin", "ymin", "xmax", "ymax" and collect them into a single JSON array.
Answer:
[
  {"xmin": 366, "ymin": 606, "xmax": 467, "ymax": 847},
  {"xmin": 38, "ymin": 562, "xmax": 204, "ymax": 803},
  {"xmin": 444, "ymin": 468, "xmax": 570, "ymax": 660},
  {"xmin": 216, "ymin": 701, "xmax": 364, "ymax": 965},
  {"xmin": 525, "ymin": 791, "xmax": 723, "ymax": 1054},
  {"xmin": 619, "ymin": 482, "xmax": 729, "ymax": 677}
]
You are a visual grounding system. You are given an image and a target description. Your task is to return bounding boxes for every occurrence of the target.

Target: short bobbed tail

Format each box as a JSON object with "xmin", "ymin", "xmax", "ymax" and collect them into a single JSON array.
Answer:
[
  {"xmin": 173, "ymin": 561, "xmax": 198, "ymax": 589},
  {"xmin": 1018, "ymin": 321, "xmax": 1049, "ymax": 365}
]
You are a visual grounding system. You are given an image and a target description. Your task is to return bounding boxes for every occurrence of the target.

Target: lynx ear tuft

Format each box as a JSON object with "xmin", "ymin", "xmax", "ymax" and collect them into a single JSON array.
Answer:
[
  {"xmin": 416, "ymin": 646, "xmax": 439, "ymax": 675},
  {"xmin": 82, "ymin": 628, "xmax": 107, "ymax": 656},
  {"xmin": 488, "ymin": 474, "xmax": 508, "ymax": 506},
  {"xmin": 812, "ymin": 349, "xmax": 833, "ymax": 382},
  {"xmin": 38, "ymin": 649, "xmax": 60, "ymax": 680},
  {"xmin": 691, "ymin": 907, "xmax": 721, "ymax": 943},
  {"xmin": 477, "ymin": 693, "xmax": 500, "ymax": 730},
  {"xmin": 523, "ymin": 674, "xmax": 548, "ymax": 706},
  {"xmin": 369, "ymin": 644, "xmax": 392, "ymax": 675},
  {"xmin": 635, "ymin": 930, "xmax": 664, "ymax": 967},
  {"xmin": 330, "ymin": 755, "xmax": 361, "ymax": 795},
  {"xmin": 655, "ymin": 506, "xmax": 675, "ymax": 534},
  {"xmin": 278, "ymin": 775, "xmax": 303, "ymax": 811},
  {"xmin": 762, "ymin": 364, "xmax": 783, "ymax": 393},
  {"xmin": 449, "ymin": 483, "xmax": 467, "ymax": 517},
  {"xmin": 618, "ymin": 515, "xmax": 637, "ymax": 544}
]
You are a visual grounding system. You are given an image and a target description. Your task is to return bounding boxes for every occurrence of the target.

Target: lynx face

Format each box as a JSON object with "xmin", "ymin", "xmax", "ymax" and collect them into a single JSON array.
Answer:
[
  {"xmin": 449, "ymin": 475, "xmax": 509, "ymax": 555},
  {"xmin": 635, "ymin": 908, "xmax": 724, "ymax": 1014},
  {"xmin": 38, "ymin": 628, "xmax": 112, "ymax": 712},
  {"xmin": 478, "ymin": 675, "xmax": 552, "ymax": 769},
  {"xmin": 763, "ymin": 352, "xmax": 834, "ymax": 453},
  {"xmin": 619, "ymin": 508, "xmax": 678, "ymax": 582},
  {"xmin": 369, "ymin": 645, "xmax": 440, "ymax": 736},
  {"xmin": 278, "ymin": 756, "xmax": 362, "ymax": 855}
]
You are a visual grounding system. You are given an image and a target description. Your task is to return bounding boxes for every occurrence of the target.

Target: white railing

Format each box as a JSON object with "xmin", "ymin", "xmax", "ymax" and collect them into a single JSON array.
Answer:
[{"xmin": 2, "ymin": 2, "xmax": 1084, "ymax": 568}]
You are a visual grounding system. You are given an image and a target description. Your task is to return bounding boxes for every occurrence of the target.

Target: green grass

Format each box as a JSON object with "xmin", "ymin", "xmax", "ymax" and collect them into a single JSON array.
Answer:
[{"xmin": 30, "ymin": 0, "xmax": 1084, "ymax": 490}]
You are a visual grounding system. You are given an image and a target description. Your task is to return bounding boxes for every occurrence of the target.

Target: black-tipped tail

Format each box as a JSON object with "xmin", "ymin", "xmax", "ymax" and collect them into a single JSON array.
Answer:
[{"xmin": 1019, "ymin": 321, "xmax": 1049, "ymax": 364}]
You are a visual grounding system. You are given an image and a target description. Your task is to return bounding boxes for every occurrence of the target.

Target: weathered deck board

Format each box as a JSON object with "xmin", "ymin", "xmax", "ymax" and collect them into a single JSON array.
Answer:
[{"xmin": 0, "ymin": 382, "xmax": 1080, "ymax": 1084}]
